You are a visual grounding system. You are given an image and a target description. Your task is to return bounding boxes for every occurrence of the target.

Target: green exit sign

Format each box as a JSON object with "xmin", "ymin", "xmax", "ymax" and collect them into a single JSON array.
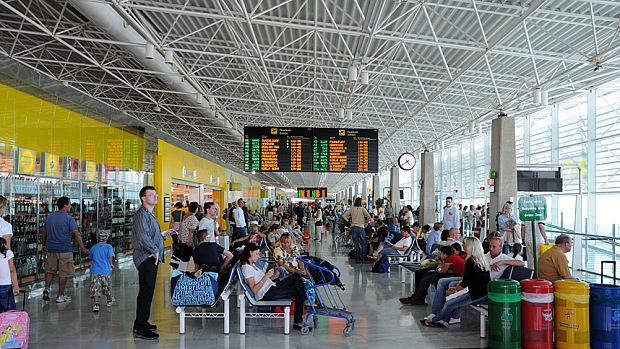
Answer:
[{"xmin": 518, "ymin": 196, "xmax": 547, "ymax": 221}]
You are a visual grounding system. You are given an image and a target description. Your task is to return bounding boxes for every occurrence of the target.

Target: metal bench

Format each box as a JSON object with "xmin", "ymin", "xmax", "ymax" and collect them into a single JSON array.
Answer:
[
  {"xmin": 237, "ymin": 265, "xmax": 293, "ymax": 334},
  {"xmin": 175, "ymin": 262, "xmax": 240, "ymax": 335}
]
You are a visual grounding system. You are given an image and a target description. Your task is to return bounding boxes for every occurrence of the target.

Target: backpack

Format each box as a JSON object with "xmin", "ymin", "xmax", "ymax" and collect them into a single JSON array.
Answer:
[{"xmin": 371, "ymin": 255, "xmax": 390, "ymax": 273}]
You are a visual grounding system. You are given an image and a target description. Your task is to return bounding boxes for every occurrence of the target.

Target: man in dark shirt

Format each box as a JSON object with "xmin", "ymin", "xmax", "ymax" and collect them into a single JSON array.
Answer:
[
  {"xmin": 41, "ymin": 196, "xmax": 89, "ymax": 304},
  {"xmin": 132, "ymin": 186, "xmax": 164, "ymax": 340},
  {"xmin": 193, "ymin": 229, "xmax": 233, "ymax": 273}
]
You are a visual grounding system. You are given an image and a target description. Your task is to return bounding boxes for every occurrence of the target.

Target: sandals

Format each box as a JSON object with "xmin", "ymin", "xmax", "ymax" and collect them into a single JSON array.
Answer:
[{"xmin": 419, "ymin": 319, "xmax": 447, "ymax": 328}]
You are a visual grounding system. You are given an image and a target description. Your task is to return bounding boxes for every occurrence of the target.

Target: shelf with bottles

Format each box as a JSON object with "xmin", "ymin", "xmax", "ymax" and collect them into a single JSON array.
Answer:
[{"xmin": 15, "ymin": 254, "xmax": 40, "ymax": 279}]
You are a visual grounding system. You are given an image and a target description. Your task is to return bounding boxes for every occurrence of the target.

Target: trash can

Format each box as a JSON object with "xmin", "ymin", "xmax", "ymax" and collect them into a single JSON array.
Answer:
[
  {"xmin": 488, "ymin": 279, "xmax": 522, "ymax": 349},
  {"xmin": 521, "ymin": 279, "xmax": 554, "ymax": 349},
  {"xmin": 590, "ymin": 283, "xmax": 620, "ymax": 349},
  {"xmin": 554, "ymin": 279, "xmax": 590, "ymax": 349}
]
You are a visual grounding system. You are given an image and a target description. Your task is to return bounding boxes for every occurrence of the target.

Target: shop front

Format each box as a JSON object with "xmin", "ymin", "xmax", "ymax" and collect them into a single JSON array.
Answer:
[{"xmin": 0, "ymin": 83, "xmax": 145, "ymax": 284}]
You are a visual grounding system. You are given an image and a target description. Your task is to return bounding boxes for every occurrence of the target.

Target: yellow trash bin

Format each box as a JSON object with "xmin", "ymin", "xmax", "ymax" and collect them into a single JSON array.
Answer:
[
  {"xmin": 539, "ymin": 243, "xmax": 554, "ymax": 255},
  {"xmin": 554, "ymin": 279, "xmax": 590, "ymax": 349}
]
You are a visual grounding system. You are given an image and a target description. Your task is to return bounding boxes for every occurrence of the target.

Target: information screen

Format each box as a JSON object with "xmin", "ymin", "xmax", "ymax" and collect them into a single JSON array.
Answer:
[
  {"xmin": 297, "ymin": 187, "xmax": 328, "ymax": 198},
  {"xmin": 244, "ymin": 127, "xmax": 378, "ymax": 173}
]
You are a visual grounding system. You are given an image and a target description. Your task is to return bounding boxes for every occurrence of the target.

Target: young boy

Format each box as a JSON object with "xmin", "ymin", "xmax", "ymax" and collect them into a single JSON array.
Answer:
[{"xmin": 89, "ymin": 231, "xmax": 115, "ymax": 312}]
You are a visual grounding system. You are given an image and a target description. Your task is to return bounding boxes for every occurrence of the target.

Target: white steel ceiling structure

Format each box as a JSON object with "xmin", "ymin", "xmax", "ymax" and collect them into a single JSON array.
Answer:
[{"xmin": 0, "ymin": 0, "xmax": 619, "ymax": 192}]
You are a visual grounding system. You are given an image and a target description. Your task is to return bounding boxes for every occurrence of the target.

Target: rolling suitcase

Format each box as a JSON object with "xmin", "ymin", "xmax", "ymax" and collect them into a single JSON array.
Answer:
[{"xmin": 0, "ymin": 290, "xmax": 29, "ymax": 349}]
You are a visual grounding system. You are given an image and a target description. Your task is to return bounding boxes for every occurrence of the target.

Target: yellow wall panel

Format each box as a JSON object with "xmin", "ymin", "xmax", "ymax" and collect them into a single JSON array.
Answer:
[{"xmin": 0, "ymin": 83, "xmax": 144, "ymax": 171}]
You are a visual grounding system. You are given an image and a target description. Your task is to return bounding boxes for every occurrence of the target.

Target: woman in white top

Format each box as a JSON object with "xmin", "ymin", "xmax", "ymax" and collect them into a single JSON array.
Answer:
[
  {"xmin": 0, "ymin": 196, "xmax": 12, "ymax": 250},
  {"xmin": 179, "ymin": 202, "xmax": 200, "ymax": 246},
  {"xmin": 240, "ymin": 243, "xmax": 308, "ymax": 330}
]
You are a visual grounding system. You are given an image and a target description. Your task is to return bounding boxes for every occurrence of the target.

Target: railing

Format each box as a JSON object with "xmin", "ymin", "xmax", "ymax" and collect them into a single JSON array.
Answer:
[{"xmin": 545, "ymin": 222, "xmax": 619, "ymax": 283}]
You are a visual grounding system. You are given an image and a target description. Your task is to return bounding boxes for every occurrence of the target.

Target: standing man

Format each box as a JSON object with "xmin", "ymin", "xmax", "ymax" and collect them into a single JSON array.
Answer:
[
  {"xmin": 441, "ymin": 197, "xmax": 460, "ymax": 230},
  {"xmin": 41, "ymin": 196, "xmax": 89, "ymax": 303},
  {"xmin": 341, "ymin": 198, "xmax": 370, "ymax": 263},
  {"xmin": 233, "ymin": 198, "xmax": 248, "ymax": 240},
  {"xmin": 199, "ymin": 202, "xmax": 219, "ymax": 243},
  {"xmin": 132, "ymin": 186, "xmax": 164, "ymax": 340},
  {"xmin": 403, "ymin": 205, "xmax": 414, "ymax": 227}
]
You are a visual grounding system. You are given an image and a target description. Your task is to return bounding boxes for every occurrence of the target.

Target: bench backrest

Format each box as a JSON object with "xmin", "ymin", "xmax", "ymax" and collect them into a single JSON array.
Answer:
[
  {"xmin": 500, "ymin": 265, "xmax": 535, "ymax": 282},
  {"xmin": 236, "ymin": 264, "xmax": 259, "ymax": 305}
]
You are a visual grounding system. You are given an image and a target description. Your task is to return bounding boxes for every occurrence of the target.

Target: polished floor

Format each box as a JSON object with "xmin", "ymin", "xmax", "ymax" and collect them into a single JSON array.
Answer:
[{"xmin": 26, "ymin": 237, "xmax": 488, "ymax": 348}]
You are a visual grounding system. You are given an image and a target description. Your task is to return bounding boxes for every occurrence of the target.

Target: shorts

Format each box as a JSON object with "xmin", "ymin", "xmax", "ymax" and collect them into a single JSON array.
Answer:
[
  {"xmin": 90, "ymin": 275, "xmax": 112, "ymax": 299},
  {"xmin": 45, "ymin": 252, "xmax": 74, "ymax": 277}
]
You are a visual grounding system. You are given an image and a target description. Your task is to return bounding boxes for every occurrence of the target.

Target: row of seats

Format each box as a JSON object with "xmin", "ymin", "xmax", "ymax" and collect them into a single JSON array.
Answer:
[{"xmin": 175, "ymin": 260, "xmax": 294, "ymax": 335}]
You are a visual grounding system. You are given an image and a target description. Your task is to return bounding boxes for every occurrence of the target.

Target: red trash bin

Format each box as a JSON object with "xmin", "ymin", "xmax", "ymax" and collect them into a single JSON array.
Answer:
[{"xmin": 521, "ymin": 279, "xmax": 554, "ymax": 349}]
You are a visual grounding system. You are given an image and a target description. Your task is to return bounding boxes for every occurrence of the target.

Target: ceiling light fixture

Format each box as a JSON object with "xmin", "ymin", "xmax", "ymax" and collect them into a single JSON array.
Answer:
[
  {"xmin": 348, "ymin": 65, "xmax": 358, "ymax": 82},
  {"xmin": 532, "ymin": 87, "xmax": 541, "ymax": 105},
  {"xmin": 338, "ymin": 107, "xmax": 345, "ymax": 120},
  {"xmin": 208, "ymin": 96, "xmax": 216, "ymax": 108},
  {"xmin": 196, "ymin": 93, "xmax": 203, "ymax": 104},
  {"xmin": 360, "ymin": 70, "xmax": 369, "ymax": 85},
  {"xmin": 153, "ymin": 105, "xmax": 161, "ymax": 112},
  {"xmin": 498, "ymin": 110, "xmax": 508, "ymax": 118},
  {"xmin": 145, "ymin": 42, "xmax": 154, "ymax": 59},
  {"xmin": 346, "ymin": 110, "xmax": 353, "ymax": 121},
  {"xmin": 164, "ymin": 50, "xmax": 174, "ymax": 64},
  {"xmin": 541, "ymin": 89, "xmax": 549, "ymax": 106},
  {"xmin": 594, "ymin": 62, "xmax": 603, "ymax": 72}
]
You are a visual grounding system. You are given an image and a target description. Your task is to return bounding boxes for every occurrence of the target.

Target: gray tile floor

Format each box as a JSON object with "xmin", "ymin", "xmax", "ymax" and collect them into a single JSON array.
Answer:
[{"xmin": 26, "ymin": 239, "xmax": 488, "ymax": 348}]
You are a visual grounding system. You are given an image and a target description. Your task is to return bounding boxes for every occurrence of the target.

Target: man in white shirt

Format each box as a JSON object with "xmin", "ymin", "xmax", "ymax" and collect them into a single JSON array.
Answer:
[
  {"xmin": 442, "ymin": 197, "xmax": 460, "ymax": 230},
  {"xmin": 233, "ymin": 198, "xmax": 247, "ymax": 240},
  {"xmin": 374, "ymin": 226, "xmax": 413, "ymax": 258},
  {"xmin": 485, "ymin": 235, "xmax": 525, "ymax": 280},
  {"xmin": 198, "ymin": 202, "xmax": 219, "ymax": 242}
]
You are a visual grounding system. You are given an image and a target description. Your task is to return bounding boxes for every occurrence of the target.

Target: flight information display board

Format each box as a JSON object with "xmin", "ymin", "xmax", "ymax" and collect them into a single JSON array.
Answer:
[
  {"xmin": 297, "ymin": 187, "xmax": 328, "ymax": 198},
  {"xmin": 244, "ymin": 127, "xmax": 378, "ymax": 173}
]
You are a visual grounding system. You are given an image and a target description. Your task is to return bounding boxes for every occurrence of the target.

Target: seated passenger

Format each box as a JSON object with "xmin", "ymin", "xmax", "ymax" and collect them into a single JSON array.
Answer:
[
  {"xmin": 539, "ymin": 234, "xmax": 574, "ymax": 283},
  {"xmin": 422, "ymin": 237, "xmax": 490, "ymax": 328},
  {"xmin": 425, "ymin": 223, "xmax": 443, "ymax": 255},
  {"xmin": 240, "ymin": 243, "xmax": 309, "ymax": 331},
  {"xmin": 193, "ymin": 229, "xmax": 233, "ymax": 273},
  {"xmin": 231, "ymin": 221, "xmax": 266, "ymax": 248},
  {"xmin": 486, "ymin": 235, "xmax": 525, "ymax": 281},
  {"xmin": 371, "ymin": 226, "xmax": 413, "ymax": 259},
  {"xmin": 400, "ymin": 245, "xmax": 465, "ymax": 305},
  {"xmin": 273, "ymin": 234, "xmax": 307, "ymax": 278},
  {"xmin": 266, "ymin": 224, "xmax": 281, "ymax": 249}
]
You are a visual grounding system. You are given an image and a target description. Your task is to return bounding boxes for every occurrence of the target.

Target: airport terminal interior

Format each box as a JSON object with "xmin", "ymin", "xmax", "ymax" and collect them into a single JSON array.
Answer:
[{"xmin": 0, "ymin": 0, "xmax": 619, "ymax": 348}]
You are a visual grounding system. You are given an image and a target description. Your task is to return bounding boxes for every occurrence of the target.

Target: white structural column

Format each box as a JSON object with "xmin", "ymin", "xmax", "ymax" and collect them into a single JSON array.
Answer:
[
  {"xmin": 361, "ymin": 179, "xmax": 368, "ymax": 203},
  {"xmin": 348, "ymin": 186, "xmax": 353, "ymax": 202},
  {"xmin": 390, "ymin": 166, "xmax": 400, "ymax": 212},
  {"xmin": 489, "ymin": 115, "xmax": 517, "ymax": 219},
  {"xmin": 419, "ymin": 151, "xmax": 435, "ymax": 225},
  {"xmin": 372, "ymin": 175, "xmax": 381, "ymax": 202}
]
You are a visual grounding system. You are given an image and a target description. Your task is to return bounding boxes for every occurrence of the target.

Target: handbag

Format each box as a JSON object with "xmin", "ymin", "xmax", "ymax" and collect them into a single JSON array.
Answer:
[{"xmin": 171, "ymin": 271, "xmax": 218, "ymax": 306}]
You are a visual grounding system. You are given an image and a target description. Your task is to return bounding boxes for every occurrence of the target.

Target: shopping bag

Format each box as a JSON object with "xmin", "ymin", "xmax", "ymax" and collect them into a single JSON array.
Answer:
[{"xmin": 171, "ymin": 272, "xmax": 218, "ymax": 306}]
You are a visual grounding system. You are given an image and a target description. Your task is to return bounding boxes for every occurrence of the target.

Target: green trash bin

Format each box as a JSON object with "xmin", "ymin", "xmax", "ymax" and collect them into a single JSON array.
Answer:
[{"xmin": 488, "ymin": 279, "xmax": 522, "ymax": 349}]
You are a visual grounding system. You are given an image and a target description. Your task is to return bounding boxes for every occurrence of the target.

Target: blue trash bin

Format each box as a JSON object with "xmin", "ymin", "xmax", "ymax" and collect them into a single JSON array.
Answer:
[{"xmin": 590, "ymin": 283, "xmax": 620, "ymax": 349}]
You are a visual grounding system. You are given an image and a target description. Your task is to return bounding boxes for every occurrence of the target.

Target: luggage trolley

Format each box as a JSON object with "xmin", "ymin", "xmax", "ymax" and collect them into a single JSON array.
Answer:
[{"xmin": 298, "ymin": 256, "xmax": 355, "ymax": 336}]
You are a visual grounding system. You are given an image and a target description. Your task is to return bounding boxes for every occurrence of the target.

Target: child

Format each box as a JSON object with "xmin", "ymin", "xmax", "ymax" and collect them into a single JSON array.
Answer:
[
  {"xmin": 89, "ymin": 231, "xmax": 115, "ymax": 312},
  {"xmin": 0, "ymin": 238, "xmax": 19, "ymax": 312}
]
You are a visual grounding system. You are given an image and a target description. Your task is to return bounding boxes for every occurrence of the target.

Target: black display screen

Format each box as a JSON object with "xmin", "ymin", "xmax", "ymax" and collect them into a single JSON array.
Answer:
[{"xmin": 244, "ymin": 127, "xmax": 378, "ymax": 173}]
